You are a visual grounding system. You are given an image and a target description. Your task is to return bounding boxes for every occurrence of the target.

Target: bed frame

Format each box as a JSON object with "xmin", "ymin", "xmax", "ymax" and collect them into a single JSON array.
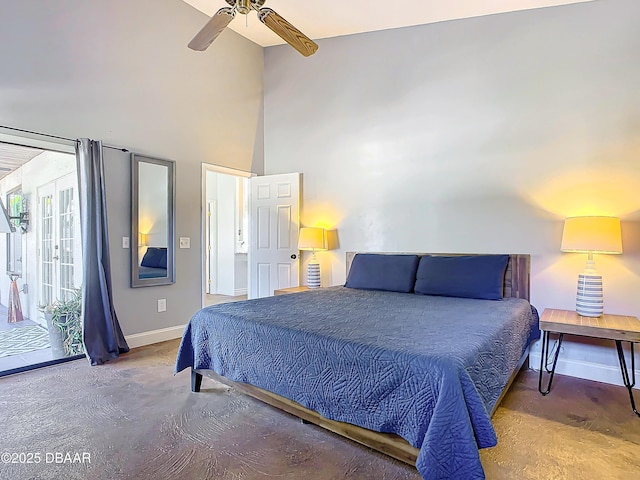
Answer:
[{"xmin": 191, "ymin": 252, "xmax": 532, "ymax": 466}]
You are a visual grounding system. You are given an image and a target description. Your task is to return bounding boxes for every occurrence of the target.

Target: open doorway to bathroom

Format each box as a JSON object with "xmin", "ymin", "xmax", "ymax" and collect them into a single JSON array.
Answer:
[
  {"xmin": 0, "ymin": 141, "xmax": 83, "ymax": 376},
  {"xmin": 202, "ymin": 164, "xmax": 251, "ymax": 307}
]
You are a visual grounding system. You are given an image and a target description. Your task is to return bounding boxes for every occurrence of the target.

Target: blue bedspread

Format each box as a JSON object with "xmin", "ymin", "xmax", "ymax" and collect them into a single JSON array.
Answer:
[
  {"xmin": 175, "ymin": 287, "xmax": 539, "ymax": 479},
  {"xmin": 138, "ymin": 266, "xmax": 167, "ymax": 279}
]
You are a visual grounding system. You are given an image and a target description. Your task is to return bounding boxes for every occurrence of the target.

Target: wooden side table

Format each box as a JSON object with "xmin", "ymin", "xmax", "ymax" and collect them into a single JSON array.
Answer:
[
  {"xmin": 274, "ymin": 286, "xmax": 311, "ymax": 296},
  {"xmin": 538, "ymin": 308, "xmax": 640, "ymax": 417}
]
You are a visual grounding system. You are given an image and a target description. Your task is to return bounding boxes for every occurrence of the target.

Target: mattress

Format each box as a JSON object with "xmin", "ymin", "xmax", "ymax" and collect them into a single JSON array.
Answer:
[{"xmin": 176, "ymin": 286, "xmax": 539, "ymax": 479}]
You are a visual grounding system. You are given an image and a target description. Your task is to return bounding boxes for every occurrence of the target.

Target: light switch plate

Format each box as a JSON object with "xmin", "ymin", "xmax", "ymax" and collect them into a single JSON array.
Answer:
[
  {"xmin": 179, "ymin": 237, "xmax": 190, "ymax": 249},
  {"xmin": 122, "ymin": 236, "xmax": 130, "ymax": 248},
  {"xmin": 157, "ymin": 299, "xmax": 166, "ymax": 312}
]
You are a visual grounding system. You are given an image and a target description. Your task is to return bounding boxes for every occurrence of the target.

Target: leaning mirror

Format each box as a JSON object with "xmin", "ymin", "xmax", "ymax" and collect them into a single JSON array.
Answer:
[{"xmin": 131, "ymin": 154, "xmax": 175, "ymax": 287}]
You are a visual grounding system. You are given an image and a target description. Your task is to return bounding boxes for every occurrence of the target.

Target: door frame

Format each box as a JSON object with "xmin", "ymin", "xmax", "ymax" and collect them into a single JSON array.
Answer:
[
  {"xmin": 200, "ymin": 163, "xmax": 253, "ymax": 308},
  {"xmin": 205, "ymin": 200, "xmax": 217, "ymax": 294}
]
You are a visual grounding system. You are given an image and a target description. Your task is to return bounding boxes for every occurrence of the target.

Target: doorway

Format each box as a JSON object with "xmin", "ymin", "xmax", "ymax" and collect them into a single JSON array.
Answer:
[
  {"xmin": 201, "ymin": 164, "xmax": 251, "ymax": 308},
  {"xmin": 0, "ymin": 141, "xmax": 83, "ymax": 376},
  {"xmin": 201, "ymin": 166, "xmax": 302, "ymax": 304}
]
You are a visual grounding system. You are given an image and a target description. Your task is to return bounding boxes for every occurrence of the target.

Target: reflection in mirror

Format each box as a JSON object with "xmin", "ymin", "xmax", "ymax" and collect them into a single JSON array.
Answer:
[{"xmin": 131, "ymin": 154, "xmax": 175, "ymax": 287}]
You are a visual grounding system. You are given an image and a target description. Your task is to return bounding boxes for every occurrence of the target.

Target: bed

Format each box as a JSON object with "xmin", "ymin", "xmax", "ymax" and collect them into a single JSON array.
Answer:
[{"xmin": 175, "ymin": 253, "xmax": 539, "ymax": 479}]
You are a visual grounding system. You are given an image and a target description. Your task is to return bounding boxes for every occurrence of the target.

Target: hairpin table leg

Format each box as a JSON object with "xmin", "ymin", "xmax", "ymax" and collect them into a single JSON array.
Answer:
[
  {"xmin": 538, "ymin": 331, "xmax": 564, "ymax": 395},
  {"xmin": 615, "ymin": 341, "xmax": 640, "ymax": 417}
]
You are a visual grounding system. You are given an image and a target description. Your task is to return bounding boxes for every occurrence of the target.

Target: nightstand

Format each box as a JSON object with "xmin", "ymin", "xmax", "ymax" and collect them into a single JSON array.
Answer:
[
  {"xmin": 274, "ymin": 286, "xmax": 311, "ymax": 296},
  {"xmin": 538, "ymin": 308, "xmax": 640, "ymax": 417}
]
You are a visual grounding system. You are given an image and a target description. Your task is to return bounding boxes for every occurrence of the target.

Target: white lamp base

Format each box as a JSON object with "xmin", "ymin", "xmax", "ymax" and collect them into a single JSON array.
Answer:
[
  {"xmin": 307, "ymin": 262, "xmax": 321, "ymax": 288},
  {"xmin": 576, "ymin": 273, "xmax": 603, "ymax": 317}
]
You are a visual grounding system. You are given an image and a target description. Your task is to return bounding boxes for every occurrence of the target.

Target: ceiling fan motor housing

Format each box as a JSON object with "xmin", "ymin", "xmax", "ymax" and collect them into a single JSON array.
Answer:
[
  {"xmin": 236, "ymin": 0, "xmax": 251, "ymax": 14},
  {"xmin": 229, "ymin": 0, "xmax": 266, "ymax": 14}
]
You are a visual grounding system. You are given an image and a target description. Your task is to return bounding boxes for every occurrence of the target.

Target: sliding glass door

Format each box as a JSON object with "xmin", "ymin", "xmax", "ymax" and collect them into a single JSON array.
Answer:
[{"xmin": 0, "ymin": 143, "xmax": 81, "ymax": 376}]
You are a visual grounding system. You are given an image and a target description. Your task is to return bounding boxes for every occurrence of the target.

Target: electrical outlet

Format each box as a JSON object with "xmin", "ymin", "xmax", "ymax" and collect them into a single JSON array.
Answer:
[
  {"xmin": 122, "ymin": 236, "xmax": 130, "ymax": 248},
  {"xmin": 179, "ymin": 237, "xmax": 190, "ymax": 249},
  {"xmin": 157, "ymin": 299, "xmax": 166, "ymax": 312}
]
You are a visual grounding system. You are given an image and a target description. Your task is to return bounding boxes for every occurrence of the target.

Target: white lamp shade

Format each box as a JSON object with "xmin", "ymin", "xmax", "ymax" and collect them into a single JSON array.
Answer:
[
  {"xmin": 561, "ymin": 216, "xmax": 622, "ymax": 254},
  {"xmin": 298, "ymin": 227, "xmax": 326, "ymax": 251}
]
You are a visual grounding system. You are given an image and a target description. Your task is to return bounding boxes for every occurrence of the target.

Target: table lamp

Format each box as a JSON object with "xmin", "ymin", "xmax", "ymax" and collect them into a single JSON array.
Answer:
[
  {"xmin": 298, "ymin": 227, "xmax": 326, "ymax": 288},
  {"xmin": 560, "ymin": 216, "xmax": 623, "ymax": 317}
]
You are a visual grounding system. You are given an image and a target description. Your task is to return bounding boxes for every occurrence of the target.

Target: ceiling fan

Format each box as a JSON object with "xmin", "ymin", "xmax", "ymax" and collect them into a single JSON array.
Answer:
[{"xmin": 188, "ymin": 0, "xmax": 318, "ymax": 57}]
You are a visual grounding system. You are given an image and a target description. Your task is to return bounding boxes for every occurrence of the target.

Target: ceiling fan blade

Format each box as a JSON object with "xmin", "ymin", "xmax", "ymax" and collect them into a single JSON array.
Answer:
[
  {"xmin": 258, "ymin": 8, "xmax": 318, "ymax": 57},
  {"xmin": 188, "ymin": 7, "xmax": 236, "ymax": 51}
]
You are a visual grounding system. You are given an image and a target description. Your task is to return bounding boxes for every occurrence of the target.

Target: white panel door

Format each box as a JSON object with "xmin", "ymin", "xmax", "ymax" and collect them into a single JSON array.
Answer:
[
  {"xmin": 248, "ymin": 173, "xmax": 300, "ymax": 299},
  {"xmin": 37, "ymin": 173, "xmax": 82, "ymax": 305}
]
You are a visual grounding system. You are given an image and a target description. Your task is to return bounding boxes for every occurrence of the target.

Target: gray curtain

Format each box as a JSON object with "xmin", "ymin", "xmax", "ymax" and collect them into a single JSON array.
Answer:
[{"xmin": 76, "ymin": 138, "xmax": 129, "ymax": 365}]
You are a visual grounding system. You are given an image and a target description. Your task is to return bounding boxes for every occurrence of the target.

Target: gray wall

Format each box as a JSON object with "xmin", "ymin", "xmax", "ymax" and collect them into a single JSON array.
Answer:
[
  {"xmin": 0, "ymin": 0, "xmax": 264, "ymax": 335},
  {"xmin": 264, "ymin": 0, "xmax": 640, "ymax": 385}
]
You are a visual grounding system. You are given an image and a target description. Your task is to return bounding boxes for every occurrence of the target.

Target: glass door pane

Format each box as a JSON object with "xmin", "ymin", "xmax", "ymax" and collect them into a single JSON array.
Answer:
[
  {"xmin": 41, "ymin": 194, "xmax": 54, "ymax": 306},
  {"xmin": 58, "ymin": 187, "xmax": 74, "ymax": 301}
]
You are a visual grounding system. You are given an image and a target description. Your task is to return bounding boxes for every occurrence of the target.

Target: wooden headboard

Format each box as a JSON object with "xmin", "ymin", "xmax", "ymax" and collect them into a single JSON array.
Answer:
[{"xmin": 345, "ymin": 252, "xmax": 530, "ymax": 301}]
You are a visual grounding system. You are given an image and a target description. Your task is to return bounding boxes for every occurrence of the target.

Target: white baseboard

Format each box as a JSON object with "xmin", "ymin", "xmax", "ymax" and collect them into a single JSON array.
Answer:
[
  {"xmin": 125, "ymin": 325, "xmax": 186, "ymax": 349},
  {"xmin": 234, "ymin": 288, "xmax": 247, "ymax": 296},
  {"xmin": 529, "ymin": 351, "xmax": 640, "ymax": 390}
]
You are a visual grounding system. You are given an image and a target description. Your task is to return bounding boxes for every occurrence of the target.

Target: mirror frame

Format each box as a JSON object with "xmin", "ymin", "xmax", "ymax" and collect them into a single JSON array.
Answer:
[{"xmin": 130, "ymin": 154, "xmax": 176, "ymax": 287}]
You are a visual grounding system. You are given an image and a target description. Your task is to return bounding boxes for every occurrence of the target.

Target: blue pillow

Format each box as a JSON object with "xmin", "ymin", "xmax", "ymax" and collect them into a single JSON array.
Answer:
[
  {"xmin": 345, "ymin": 254, "xmax": 420, "ymax": 293},
  {"xmin": 414, "ymin": 255, "xmax": 509, "ymax": 300},
  {"xmin": 141, "ymin": 247, "xmax": 167, "ymax": 268},
  {"xmin": 159, "ymin": 251, "xmax": 168, "ymax": 269}
]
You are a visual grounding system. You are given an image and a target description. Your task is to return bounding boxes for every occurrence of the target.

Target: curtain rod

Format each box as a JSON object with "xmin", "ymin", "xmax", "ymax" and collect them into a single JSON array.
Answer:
[{"xmin": 0, "ymin": 125, "xmax": 129, "ymax": 152}]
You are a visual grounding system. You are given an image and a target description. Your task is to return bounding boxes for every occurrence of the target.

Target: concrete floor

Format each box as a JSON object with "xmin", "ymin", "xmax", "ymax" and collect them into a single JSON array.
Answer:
[{"xmin": 0, "ymin": 339, "xmax": 638, "ymax": 480}]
